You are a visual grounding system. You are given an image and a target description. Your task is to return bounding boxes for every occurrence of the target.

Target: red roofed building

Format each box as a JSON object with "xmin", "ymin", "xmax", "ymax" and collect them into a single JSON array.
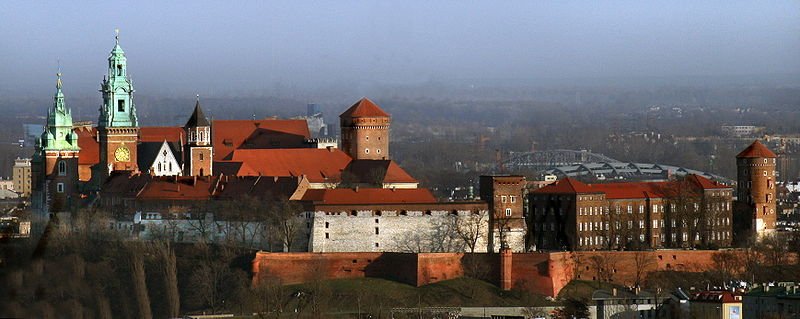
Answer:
[
  {"xmin": 530, "ymin": 175, "xmax": 733, "ymax": 251},
  {"xmin": 690, "ymin": 291, "xmax": 743, "ymax": 319}
]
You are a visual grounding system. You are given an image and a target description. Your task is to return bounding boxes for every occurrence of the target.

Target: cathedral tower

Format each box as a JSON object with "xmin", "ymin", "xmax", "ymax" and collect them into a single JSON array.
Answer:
[
  {"xmin": 735, "ymin": 140, "xmax": 777, "ymax": 240},
  {"xmin": 35, "ymin": 72, "xmax": 80, "ymax": 212},
  {"xmin": 98, "ymin": 30, "xmax": 139, "ymax": 173},
  {"xmin": 184, "ymin": 97, "xmax": 213, "ymax": 176},
  {"xmin": 340, "ymin": 98, "xmax": 390, "ymax": 160}
]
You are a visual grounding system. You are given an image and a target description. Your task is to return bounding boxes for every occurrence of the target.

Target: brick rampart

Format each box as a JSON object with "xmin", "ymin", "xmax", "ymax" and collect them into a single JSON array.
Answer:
[{"xmin": 252, "ymin": 250, "xmax": 798, "ymax": 297}]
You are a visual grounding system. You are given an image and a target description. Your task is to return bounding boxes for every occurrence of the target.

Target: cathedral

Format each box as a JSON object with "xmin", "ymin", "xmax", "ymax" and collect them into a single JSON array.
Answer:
[{"xmin": 31, "ymin": 34, "xmax": 522, "ymax": 253}]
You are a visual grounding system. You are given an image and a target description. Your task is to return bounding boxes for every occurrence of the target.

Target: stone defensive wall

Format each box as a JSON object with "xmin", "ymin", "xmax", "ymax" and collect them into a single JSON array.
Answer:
[{"xmin": 252, "ymin": 250, "xmax": 798, "ymax": 297}]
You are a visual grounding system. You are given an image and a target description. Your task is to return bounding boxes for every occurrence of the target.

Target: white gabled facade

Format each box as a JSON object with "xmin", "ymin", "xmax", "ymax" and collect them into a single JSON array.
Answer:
[{"xmin": 147, "ymin": 141, "xmax": 182, "ymax": 176}]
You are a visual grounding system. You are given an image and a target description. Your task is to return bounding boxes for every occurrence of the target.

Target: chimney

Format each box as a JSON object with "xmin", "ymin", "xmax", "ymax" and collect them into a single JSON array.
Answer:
[
  {"xmin": 612, "ymin": 288, "xmax": 618, "ymax": 296},
  {"xmin": 354, "ymin": 186, "xmax": 359, "ymax": 193},
  {"xmin": 499, "ymin": 248, "xmax": 513, "ymax": 291}
]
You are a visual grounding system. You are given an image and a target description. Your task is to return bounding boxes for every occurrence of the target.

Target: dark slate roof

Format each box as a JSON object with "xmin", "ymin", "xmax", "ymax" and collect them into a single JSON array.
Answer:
[
  {"xmin": 185, "ymin": 100, "xmax": 211, "ymax": 127},
  {"xmin": 137, "ymin": 140, "xmax": 183, "ymax": 172}
]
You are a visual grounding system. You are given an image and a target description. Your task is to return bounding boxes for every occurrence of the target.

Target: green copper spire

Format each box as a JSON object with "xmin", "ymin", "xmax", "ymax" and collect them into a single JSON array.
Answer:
[
  {"xmin": 98, "ymin": 29, "xmax": 138, "ymax": 128},
  {"xmin": 41, "ymin": 72, "xmax": 79, "ymax": 151}
]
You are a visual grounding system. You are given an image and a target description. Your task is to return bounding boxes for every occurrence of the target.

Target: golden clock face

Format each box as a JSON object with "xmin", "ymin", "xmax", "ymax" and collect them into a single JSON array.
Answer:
[{"xmin": 114, "ymin": 145, "xmax": 131, "ymax": 162}]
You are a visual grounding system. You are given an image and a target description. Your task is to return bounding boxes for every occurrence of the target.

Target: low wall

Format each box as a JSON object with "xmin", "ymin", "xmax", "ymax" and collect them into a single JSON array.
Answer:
[{"xmin": 252, "ymin": 250, "xmax": 798, "ymax": 297}]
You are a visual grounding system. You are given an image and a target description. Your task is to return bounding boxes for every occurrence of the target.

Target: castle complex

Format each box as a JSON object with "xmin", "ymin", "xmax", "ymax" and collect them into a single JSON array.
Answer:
[
  {"xmin": 30, "ymin": 35, "xmax": 524, "ymax": 253},
  {"xmin": 30, "ymin": 34, "xmax": 778, "ymax": 256}
]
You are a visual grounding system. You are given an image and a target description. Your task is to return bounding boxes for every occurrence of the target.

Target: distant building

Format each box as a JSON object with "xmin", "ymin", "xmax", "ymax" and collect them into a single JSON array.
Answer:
[
  {"xmin": 0, "ymin": 179, "xmax": 13, "ymax": 192},
  {"xmin": 22, "ymin": 124, "xmax": 44, "ymax": 146},
  {"xmin": 12, "ymin": 158, "xmax": 32, "ymax": 197},
  {"xmin": 721, "ymin": 125, "xmax": 765, "ymax": 137},
  {"xmin": 689, "ymin": 291, "xmax": 743, "ymax": 319},
  {"xmin": 530, "ymin": 175, "xmax": 733, "ymax": 251}
]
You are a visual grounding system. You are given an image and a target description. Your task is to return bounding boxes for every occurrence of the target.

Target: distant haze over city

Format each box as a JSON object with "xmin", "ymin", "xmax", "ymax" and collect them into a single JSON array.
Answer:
[{"xmin": 1, "ymin": 1, "xmax": 799, "ymax": 98}]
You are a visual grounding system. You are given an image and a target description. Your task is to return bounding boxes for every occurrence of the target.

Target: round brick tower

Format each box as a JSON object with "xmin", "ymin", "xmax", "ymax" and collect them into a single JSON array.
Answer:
[{"xmin": 736, "ymin": 140, "xmax": 777, "ymax": 238}]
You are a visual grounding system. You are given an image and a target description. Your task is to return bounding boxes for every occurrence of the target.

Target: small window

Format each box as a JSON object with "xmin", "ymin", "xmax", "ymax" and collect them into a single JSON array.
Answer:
[
  {"xmin": 117, "ymin": 99, "xmax": 125, "ymax": 112},
  {"xmin": 365, "ymin": 136, "xmax": 369, "ymax": 141},
  {"xmin": 325, "ymin": 222, "xmax": 329, "ymax": 228},
  {"xmin": 375, "ymin": 227, "xmax": 379, "ymax": 235},
  {"xmin": 376, "ymin": 149, "xmax": 381, "ymax": 154},
  {"xmin": 510, "ymin": 196, "xmax": 516, "ymax": 203},
  {"xmin": 364, "ymin": 148, "xmax": 370, "ymax": 154},
  {"xmin": 57, "ymin": 183, "xmax": 64, "ymax": 193},
  {"xmin": 58, "ymin": 161, "xmax": 67, "ymax": 176},
  {"xmin": 117, "ymin": 65, "xmax": 122, "ymax": 76},
  {"xmin": 199, "ymin": 152, "xmax": 204, "ymax": 161},
  {"xmin": 325, "ymin": 233, "xmax": 330, "ymax": 239},
  {"xmin": 501, "ymin": 195, "xmax": 507, "ymax": 203},
  {"xmin": 375, "ymin": 242, "xmax": 379, "ymax": 248},
  {"xmin": 505, "ymin": 208, "xmax": 512, "ymax": 216}
]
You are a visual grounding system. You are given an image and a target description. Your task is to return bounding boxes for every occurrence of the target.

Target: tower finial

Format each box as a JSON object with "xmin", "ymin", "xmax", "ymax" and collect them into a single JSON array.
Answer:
[
  {"xmin": 56, "ymin": 59, "xmax": 63, "ymax": 89},
  {"xmin": 196, "ymin": 94, "xmax": 200, "ymax": 102},
  {"xmin": 115, "ymin": 28, "xmax": 120, "ymax": 45}
]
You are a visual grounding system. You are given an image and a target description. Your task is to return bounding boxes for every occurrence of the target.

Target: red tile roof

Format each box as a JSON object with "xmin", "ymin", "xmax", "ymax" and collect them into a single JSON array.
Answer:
[
  {"xmin": 212, "ymin": 119, "xmax": 310, "ymax": 161},
  {"xmin": 737, "ymin": 140, "xmax": 777, "ymax": 158},
  {"xmin": 301, "ymin": 188, "xmax": 436, "ymax": 205},
  {"xmin": 691, "ymin": 291, "xmax": 742, "ymax": 303},
  {"xmin": 533, "ymin": 175, "xmax": 729, "ymax": 199},
  {"xmin": 74, "ymin": 127, "xmax": 99, "ymax": 166},
  {"xmin": 343, "ymin": 160, "xmax": 418, "ymax": 184},
  {"xmin": 340, "ymin": 97, "xmax": 389, "ymax": 118},
  {"xmin": 139, "ymin": 126, "xmax": 185, "ymax": 143},
  {"xmin": 227, "ymin": 148, "xmax": 352, "ymax": 183}
]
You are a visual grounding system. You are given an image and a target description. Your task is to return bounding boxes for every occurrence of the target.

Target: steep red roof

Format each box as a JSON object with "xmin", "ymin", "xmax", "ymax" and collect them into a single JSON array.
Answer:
[
  {"xmin": 227, "ymin": 148, "xmax": 352, "ymax": 183},
  {"xmin": 340, "ymin": 97, "xmax": 389, "ymax": 118},
  {"xmin": 74, "ymin": 127, "xmax": 99, "ymax": 166},
  {"xmin": 533, "ymin": 175, "xmax": 730, "ymax": 199},
  {"xmin": 301, "ymin": 188, "xmax": 436, "ymax": 205},
  {"xmin": 737, "ymin": 140, "xmax": 776, "ymax": 158},
  {"xmin": 139, "ymin": 127, "xmax": 184, "ymax": 143},
  {"xmin": 212, "ymin": 119, "xmax": 310, "ymax": 161},
  {"xmin": 343, "ymin": 160, "xmax": 418, "ymax": 184},
  {"xmin": 137, "ymin": 176, "xmax": 215, "ymax": 200}
]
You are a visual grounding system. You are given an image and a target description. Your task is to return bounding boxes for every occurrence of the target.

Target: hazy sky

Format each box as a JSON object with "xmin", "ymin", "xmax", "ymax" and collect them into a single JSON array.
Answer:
[{"xmin": 1, "ymin": 1, "xmax": 799, "ymax": 96}]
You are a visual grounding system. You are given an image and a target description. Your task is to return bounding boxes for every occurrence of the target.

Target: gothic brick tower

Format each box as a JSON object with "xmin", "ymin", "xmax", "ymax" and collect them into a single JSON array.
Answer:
[
  {"xmin": 340, "ymin": 98, "xmax": 390, "ymax": 160},
  {"xmin": 735, "ymin": 140, "xmax": 777, "ymax": 240},
  {"xmin": 98, "ymin": 31, "xmax": 139, "ymax": 173},
  {"xmin": 184, "ymin": 97, "xmax": 213, "ymax": 176},
  {"xmin": 34, "ymin": 72, "xmax": 80, "ymax": 212},
  {"xmin": 479, "ymin": 175, "xmax": 527, "ymax": 252}
]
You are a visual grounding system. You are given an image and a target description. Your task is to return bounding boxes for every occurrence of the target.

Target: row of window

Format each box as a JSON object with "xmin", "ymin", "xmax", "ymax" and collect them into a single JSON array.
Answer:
[
  {"xmin": 500, "ymin": 195, "xmax": 517, "ymax": 203},
  {"xmin": 578, "ymin": 231, "xmax": 731, "ymax": 247}
]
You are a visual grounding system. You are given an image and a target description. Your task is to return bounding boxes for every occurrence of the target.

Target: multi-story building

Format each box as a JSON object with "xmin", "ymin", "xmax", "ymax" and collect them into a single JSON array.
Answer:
[
  {"xmin": 12, "ymin": 158, "xmax": 32, "ymax": 197},
  {"xmin": 529, "ymin": 175, "xmax": 733, "ymax": 251},
  {"xmin": 734, "ymin": 140, "xmax": 777, "ymax": 242}
]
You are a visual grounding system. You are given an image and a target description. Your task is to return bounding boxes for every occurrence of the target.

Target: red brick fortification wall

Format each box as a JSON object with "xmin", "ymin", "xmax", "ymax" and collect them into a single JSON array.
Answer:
[
  {"xmin": 252, "ymin": 250, "xmax": 798, "ymax": 298},
  {"xmin": 416, "ymin": 253, "xmax": 465, "ymax": 286},
  {"xmin": 253, "ymin": 252, "xmax": 417, "ymax": 286}
]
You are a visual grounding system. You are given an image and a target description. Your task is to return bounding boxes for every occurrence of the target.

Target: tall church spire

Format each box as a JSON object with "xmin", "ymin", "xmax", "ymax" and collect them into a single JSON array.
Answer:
[
  {"xmin": 41, "ymin": 72, "xmax": 79, "ymax": 151},
  {"xmin": 98, "ymin": 29, "xmax": 138, "ymax": 128}
]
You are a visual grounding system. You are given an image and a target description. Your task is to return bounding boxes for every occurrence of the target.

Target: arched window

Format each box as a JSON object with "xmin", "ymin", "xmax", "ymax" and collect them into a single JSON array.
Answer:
[
  {"xmin": 505, "ymin": 208, "xmax": 512, "ymax": 216},
  {"xmin": 58, "ymin": 161, "xmax": 67, "ymax": 176},
  {"xmin": 158, "ymin": 163, "xmax": 162, "ymax": 172}
]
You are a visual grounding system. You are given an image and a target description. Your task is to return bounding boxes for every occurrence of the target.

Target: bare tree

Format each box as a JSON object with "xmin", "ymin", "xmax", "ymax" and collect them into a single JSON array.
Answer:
[
  {"xmin": 452, "ymin": 211, "xmax": 488, "ymax": 253},
  {"xmin": 128, "ymin": 244, "xmax": 152, "ymax": 319},
  {"xmin": 633, "ymin": 250, "xmax": 656, "ymax": 288},
  {"xmin": 266, "ymin": 196, "xmax": 303, "ymax": 252},
  {"xmin": 154, "ymin": 241, "xmax": 180, "ymax": 318}
]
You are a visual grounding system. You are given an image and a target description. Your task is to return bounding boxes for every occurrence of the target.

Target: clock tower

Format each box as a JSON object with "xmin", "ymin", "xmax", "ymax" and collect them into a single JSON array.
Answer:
[{"xmin": 98, "ymin": 30, "xmax": 139, "ymax": 173}]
